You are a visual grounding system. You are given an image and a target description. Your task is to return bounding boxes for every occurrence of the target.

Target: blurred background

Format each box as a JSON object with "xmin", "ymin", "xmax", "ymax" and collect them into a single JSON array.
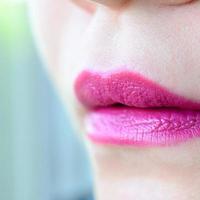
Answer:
[{"xmin": 0, "ymin": 0, "xmax": 93, "ymax": 199}]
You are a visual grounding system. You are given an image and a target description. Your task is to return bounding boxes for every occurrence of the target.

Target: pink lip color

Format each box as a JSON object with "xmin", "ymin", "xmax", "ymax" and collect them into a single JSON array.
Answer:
[{"xmin": 74, "ymin": 70, "xmax": 200, "ymax": 147}]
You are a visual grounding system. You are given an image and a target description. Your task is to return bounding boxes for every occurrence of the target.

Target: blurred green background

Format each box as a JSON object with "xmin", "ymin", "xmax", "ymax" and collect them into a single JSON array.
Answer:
[{"xmin": 0, "ymin": 1, "xmax": 92, "ymax": 200}]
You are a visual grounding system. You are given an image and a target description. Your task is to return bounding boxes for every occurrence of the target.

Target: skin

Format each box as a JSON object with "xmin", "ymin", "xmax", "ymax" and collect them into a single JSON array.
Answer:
[{"xmin": 28, "ymin": 0, "xmax": 200, "ymax": 199}]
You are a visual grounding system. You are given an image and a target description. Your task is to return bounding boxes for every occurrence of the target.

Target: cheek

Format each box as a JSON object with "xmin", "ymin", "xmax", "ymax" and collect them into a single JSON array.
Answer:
[
  {"xmin": 28, "ymin": 0, "xmax": 91, "ymax": 72},
  {"xmin": 28, "ymin": 0, "xmax": 70, "ymax": 71},
  {"xmin": 29, "ymin": 0, "xmax": 91, "ymax": 126}
]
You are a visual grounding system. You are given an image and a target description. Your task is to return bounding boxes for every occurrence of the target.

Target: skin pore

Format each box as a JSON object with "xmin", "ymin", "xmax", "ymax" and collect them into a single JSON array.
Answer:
[{"xmin": 28, "ymin": 0, "xmax": 200, "ymax": 199}]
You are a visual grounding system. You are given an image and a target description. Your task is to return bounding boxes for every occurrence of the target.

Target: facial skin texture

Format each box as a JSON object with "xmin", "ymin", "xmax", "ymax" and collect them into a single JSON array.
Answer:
[{"xmin": 28, "ymin": 0, "xmax": 200, "ymax": 199}]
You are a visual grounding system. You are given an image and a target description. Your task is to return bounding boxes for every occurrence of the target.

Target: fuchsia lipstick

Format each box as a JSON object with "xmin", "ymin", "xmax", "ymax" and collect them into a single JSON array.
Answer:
[{"xmin": 74, "ymin": 70, "xmax": 200, "ymax": 147}]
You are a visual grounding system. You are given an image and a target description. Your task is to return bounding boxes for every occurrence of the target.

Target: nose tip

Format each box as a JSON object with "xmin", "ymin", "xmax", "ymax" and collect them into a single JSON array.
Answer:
[{"xmin": 91, "ymin": 0, "xmax": 128, "ymax": 8}]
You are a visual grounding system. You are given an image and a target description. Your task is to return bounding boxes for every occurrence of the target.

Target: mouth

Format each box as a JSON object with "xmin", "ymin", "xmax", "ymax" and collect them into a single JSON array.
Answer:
[{"xmin": 74, "ymin": 69, "xmax": 200, "ymax": 147}]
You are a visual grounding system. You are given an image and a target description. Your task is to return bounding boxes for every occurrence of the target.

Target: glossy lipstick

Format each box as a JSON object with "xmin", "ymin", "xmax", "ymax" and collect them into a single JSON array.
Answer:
[{"xmin": 74, "ymin": 70, "xmax": 200, "ymax": 147}]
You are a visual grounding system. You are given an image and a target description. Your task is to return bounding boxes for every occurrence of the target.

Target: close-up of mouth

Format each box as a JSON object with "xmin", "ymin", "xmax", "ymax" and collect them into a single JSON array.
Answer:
[
  {"xmin": 74, "ymin": 69, "xmax": 200, "ymax": 147},
  {"xmin": 7, "ymin": 0, "xmax": 200, "ymax": 199}
]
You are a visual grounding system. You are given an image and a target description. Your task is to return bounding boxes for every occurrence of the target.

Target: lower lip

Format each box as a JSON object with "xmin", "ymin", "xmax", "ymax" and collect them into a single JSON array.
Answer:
[{"xmin": 86, "ymin": 107, "xmax": 200, "ymax": 147}]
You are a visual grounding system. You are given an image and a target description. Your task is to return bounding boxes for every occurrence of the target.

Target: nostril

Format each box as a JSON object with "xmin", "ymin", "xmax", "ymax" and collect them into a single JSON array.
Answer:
[
  {"xmin": 91, "ymin": 0, "xmax": 129, "ymax": 8},
  {"xmin": 147, "ymin": 0, "xmax": 195, "ymax": 5}
]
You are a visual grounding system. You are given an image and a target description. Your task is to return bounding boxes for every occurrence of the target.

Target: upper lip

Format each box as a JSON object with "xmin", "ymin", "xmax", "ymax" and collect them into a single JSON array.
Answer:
[{"xmin": 74, "ymin": 70, "xmax": 200, "ymax": 110}]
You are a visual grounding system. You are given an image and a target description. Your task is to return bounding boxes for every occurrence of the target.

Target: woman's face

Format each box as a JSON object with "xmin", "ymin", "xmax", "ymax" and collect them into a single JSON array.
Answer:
[{"xmin": 29, "ymin": 0, "xmax": 200, "ymax": 199}]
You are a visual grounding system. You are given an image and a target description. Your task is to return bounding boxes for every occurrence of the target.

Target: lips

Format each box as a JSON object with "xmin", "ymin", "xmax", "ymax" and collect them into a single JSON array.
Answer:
[{"xmin": 74, "ymin": 70, "xmax": 200, "ymax": 147}]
